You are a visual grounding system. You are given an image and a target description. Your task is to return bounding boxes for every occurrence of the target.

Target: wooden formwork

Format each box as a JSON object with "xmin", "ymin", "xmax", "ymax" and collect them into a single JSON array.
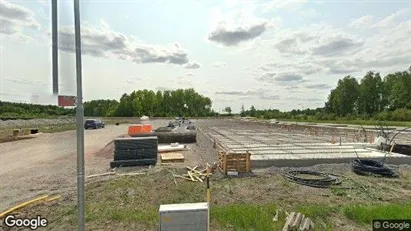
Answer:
[{"xmin": 218, "ymin": 151, "xmax": 252, "ymax": 175}]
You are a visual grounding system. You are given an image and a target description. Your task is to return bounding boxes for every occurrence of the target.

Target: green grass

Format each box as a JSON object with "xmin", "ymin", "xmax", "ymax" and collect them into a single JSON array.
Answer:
[
  {"xmin": 343, "ymin": 203, "xmax": 411, "ymax": 224},
  {"xmin": 25, "ymin": 169, "xmax": 411, "ymax": 231},
  {"xmin": 212, "ymin": 203, "xmax": 283, "ymax": 231}
]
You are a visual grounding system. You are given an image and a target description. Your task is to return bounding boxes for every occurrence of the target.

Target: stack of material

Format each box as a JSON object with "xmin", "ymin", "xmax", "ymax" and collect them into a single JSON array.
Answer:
[
  {"xmin": 282, "ymin": 212, "xmax": 314, "ymax": 231},
  {"xmin": 110, "ymin": 137, "xmax": 158, "ymax": 168},
  {"xmin": 129, "ymin": 131, "xmax": 196, "ymax": 144}
]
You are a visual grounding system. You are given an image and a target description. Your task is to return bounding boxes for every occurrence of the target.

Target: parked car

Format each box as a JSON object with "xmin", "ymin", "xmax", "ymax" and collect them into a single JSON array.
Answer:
[{"xmin": 84, "ymin": 119, "xmax": 105, "ymax": 129}]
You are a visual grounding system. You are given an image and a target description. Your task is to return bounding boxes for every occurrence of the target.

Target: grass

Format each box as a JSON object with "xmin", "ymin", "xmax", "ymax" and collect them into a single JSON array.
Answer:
[
  {"xmin": 212, "ymin": 203, "xmax": 283, "ymax": 230},
  {"xmin": 343, "ymin": 203, "xmax": 411, "ymax": 224},
  {"xmin": 19, "ymin": 168, "xmax": 411, "ymax": 231}
]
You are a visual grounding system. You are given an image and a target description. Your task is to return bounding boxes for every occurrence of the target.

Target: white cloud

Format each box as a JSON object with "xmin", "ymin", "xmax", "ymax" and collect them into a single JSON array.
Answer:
[
  {"xmin": 207, "ymin": 5, "xmax": 281, "ymax": 47},
  {"xmin": 184, "ymin": 62, "xmax": 201, "ymax": 69},
  {"xmin": 56, "ymin": 21, "xmax": 198, "ymax": 67},
  {"xmin": 349, "ymin": 15, "xmax": 375, "ymax": 28},
  {"xmin": 0, "ymin": 0, "xmax": 40, "ymax": 37},
  {"xmin": 372, "ymin": 8, "xmax": 411, "ymax": 28}
]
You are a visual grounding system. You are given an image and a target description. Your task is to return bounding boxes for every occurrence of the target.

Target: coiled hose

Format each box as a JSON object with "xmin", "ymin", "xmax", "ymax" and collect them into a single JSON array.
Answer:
[
  {"xmin": 282, "ymin": 170, "xmax": 341, "ymax": 188},
  {"xmin": 351, "ymin": 159, "xmax": 397, "ymax": 177}
]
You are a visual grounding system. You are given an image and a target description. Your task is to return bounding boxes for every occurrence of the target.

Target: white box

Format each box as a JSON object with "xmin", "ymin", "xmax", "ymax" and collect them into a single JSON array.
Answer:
[{"xmin": 159, "ymin": 202, "xmax": 209, "ymax": 231}]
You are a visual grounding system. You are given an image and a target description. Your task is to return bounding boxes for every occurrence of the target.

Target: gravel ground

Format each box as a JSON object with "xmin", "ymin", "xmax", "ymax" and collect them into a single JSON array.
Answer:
[
  {"xmin": 0, "ymin": 120, "xmax": 170, "ymax": 211},
  {"xmin": 0, "ymin": 118, "xmax": 75, "ymax": 128}
]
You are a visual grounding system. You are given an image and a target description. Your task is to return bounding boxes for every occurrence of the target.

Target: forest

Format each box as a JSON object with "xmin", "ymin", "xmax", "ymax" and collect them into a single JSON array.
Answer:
[
  {"xmin": 0, "ymin": 67, "xmax": 410, "ymax": 121},
  {"xmin": 240, "ymin": 66, "xmax": 411, "ymax": 121}
]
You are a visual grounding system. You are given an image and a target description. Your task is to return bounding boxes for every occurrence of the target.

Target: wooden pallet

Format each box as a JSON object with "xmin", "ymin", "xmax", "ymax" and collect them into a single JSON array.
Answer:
[
  {"xmin": 161, "ymin": 152, "xmax": 185, "ymax": 163},
  {"xmin": 218, "ymin": 151, "xmax": 251, "ymax": 175}
]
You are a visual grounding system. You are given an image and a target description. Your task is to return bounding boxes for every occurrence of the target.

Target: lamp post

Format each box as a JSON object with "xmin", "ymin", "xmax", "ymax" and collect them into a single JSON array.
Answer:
[{"xmin": 73, "ymin": 0, "xmax": 85, "ymax": 230}]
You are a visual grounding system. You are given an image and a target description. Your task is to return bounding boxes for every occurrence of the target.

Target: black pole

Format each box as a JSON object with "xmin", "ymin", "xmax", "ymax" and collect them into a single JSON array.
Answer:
[{"xmin": 52, "ymin": 0, "xmax": 58, "ymax": 95}]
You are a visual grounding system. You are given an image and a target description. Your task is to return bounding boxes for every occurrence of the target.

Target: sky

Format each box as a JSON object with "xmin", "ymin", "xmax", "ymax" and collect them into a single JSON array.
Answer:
[{"xmin": 0, "ymin": 0, "xmax": 410, "ymax": 112}]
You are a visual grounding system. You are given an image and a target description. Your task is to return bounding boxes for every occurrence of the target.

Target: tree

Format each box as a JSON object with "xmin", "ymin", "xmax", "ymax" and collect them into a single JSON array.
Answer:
[
  {"xmin": 358, "ymin": 71, "xmax": 385, "ymax": 117},
  {"xmin": 249, "ymin": 105, "xmax": 256, "ymax": 117},
  {"xmin": 224, "ymin": 107, "xmax": 232, "ymax": 115},
  {"xmin": 240, "ymin": 104, "xmax": 246, "ymax": 117},
  {"xmin": 326, "ymin": 76, "xmax": 359, "ymax": 116}
]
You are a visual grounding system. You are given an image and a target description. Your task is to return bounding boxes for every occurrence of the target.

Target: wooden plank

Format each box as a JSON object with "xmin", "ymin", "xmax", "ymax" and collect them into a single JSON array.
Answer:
[{"xmin": 161, "ymin": 152, "xmax": 184, "ymax": 162}]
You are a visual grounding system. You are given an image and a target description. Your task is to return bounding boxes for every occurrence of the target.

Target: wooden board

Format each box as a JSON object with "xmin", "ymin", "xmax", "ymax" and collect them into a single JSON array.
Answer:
[{"xmin": 161, "ymin": 152, "xmax": 185, "ymax": 163}]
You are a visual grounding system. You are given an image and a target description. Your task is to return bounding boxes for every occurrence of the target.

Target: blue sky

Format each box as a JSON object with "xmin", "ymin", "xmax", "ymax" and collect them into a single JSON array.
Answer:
[{"xmin": 0, "ymin": 0, "xmax": 410, "ymax": 112}]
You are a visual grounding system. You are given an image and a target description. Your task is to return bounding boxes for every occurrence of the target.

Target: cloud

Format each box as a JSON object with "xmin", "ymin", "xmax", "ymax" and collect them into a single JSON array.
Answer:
[
  {"xmin": 208, "ymin": 20, "xmax": 270, "ymax": 46},
  {"xmin": 184, "ymin": 62, "xmax": 201, "ymax": 69},
  {"xmin": 305, "ymin": 83, "xmax": 332, "ymax": 89},
  {"xmin": 275, "ymin": 37, "xmax": 307, "ymax": 55},
  {"xmin": 0, "ymin": 0, "xmax": 40, "ymax": 36},
  {"xmin": 215, "ymin": 88, "xmax": 280, "ymax": 100},
  {"xmin": 349, "ymin": 15, "xmax": 374, "ymax": 29},
  {"xmin": 207, "ymin": 6, "xmax": 280, "ymax": 47},
  {"xmin": 213, "ymin": 62, "xmax": 227, "ymax": 68},
  {"xmin": 256, "ymin": 72, "xmax": 276, "ymax": 82},
  {"xmin": 372, "ymin": 8, "xmax": 411, "ymax": 28},
  {"xmin": 311, "ymin": 35, "xmax": 364, "ymax": 57},
  {"xmin": 56, "ymin": 21, "xmax": 197, "ymax": 66},
  {"xmin": 274, "ymin": 73, "xmax": 304, "ymax": 82},
  {"xmin": 185, "ymin": 73, "xmax": 194, "ymax": 76}
]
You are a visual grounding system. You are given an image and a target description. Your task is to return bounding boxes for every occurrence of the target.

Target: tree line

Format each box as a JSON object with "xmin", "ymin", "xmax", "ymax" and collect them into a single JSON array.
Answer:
[
  {"xmin": 84, "ymin": 88, "xmax": 213, "ymax": 117},
  {"xmin": 239, "ymin": 66, "xmax": 411, "ymax": 121},
  {"xmin": 1, "ymin": 67, "xmax": 410, "ymax": 121},
  {"xmin": 0, "ymin": 88, "xmax": 214, "ymax": 119}
]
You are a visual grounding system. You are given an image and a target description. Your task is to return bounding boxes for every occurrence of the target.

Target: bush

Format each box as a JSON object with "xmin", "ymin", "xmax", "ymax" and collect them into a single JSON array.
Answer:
[{"xmin": 391, "ymin": 108, "xmax": 411, "ymax": 121}]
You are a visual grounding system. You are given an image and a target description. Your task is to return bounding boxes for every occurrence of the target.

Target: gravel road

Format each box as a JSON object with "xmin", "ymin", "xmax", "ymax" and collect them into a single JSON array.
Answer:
[{"xmin": 0, "ymin": 123, "xmax": 154, "ymax": 211}]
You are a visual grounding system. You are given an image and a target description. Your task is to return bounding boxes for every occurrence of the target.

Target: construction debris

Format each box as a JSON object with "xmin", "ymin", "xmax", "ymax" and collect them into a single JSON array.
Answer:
[
  {"xmin": 282, "ymin": 212, "xmax": 314, "ymax": 231},
  {"xmin": 161, "ymin": 152, "xmax": 185, "ymax": 163},
  {"xmin": 173, "ymin": 164, "xmax": 217, "ymax": 182},
  {"xmin": 86, "ymin": 171, "xmax": 145, "ymax": 179}
]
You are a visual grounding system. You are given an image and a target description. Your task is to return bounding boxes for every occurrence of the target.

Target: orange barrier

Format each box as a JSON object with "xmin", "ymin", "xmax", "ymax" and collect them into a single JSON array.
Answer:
[
  {"xmin": 142, "ymin": 124, "xmax": 152, "ymax": 133},
  {"xmin": 128, "ymin": 124, "xmax": 143, "ymax": 136}
]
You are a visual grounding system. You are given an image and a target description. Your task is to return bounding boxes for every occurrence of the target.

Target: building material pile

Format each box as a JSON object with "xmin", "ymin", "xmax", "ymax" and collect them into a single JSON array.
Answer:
[
  {"xmin": 282, "ymin": 212, "xmax": 314, "ymax": 231},
  {"xmin": 161, "ymin": 152, "xmax": 185, "ymax": 163},
  {"xmin": 129, "ymin": 131, "xmax": 197, "ymax": 144},
  {"xmin": 173, "ymin": 165, "xmax": 216, "ymax": 182},
  {"xmin": 110, "ymin": 137, "xmax": 158, "ymax": 168},
  {"xmin": 218, "ymin": 151, "xmax": 252, "ymax": 175}
]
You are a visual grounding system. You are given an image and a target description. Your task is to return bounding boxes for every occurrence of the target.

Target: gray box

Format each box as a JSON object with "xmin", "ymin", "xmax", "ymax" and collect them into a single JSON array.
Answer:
[{"xmin": 159, "ymin": 202, "xmax": 209, "ymax": 231}]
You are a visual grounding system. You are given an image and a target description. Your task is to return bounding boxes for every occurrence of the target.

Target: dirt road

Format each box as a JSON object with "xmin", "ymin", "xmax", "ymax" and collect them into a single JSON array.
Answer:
[{"xmin": 0, "ymin": 124, "xmax": 130, "ymax": 211}]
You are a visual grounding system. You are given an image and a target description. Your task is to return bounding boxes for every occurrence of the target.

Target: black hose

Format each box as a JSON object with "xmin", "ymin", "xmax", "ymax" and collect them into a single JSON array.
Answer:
[
  {"xmin": 351, "ymin": 159, "xmax": 397, "ymax": 177},
  {"xmin": 282, "ymin": 170, "xmax": 341, "ymax": 188}
]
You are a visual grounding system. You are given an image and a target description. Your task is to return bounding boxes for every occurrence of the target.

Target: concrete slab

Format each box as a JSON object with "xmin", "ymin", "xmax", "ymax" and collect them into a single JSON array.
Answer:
[{"xmin": 204, "ymin": 125, "xmax": 411, "ymax": 168}]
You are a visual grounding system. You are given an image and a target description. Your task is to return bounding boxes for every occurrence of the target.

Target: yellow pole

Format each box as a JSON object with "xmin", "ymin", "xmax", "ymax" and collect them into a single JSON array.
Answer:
[{"xmin": 206, "ymin": 165, "xmax": 211, "ymax": 202}]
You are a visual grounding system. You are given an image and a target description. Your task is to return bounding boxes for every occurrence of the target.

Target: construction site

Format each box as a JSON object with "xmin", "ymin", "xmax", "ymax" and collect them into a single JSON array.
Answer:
[{"xmin": 1, "ymin": 117, "xmax": 410, "ymax": 231}]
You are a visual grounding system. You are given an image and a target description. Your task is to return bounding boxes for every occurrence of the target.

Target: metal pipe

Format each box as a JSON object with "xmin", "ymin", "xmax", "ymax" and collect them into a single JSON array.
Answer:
[
  {"xmin": 73, "ymin": 0, "xmax": 85, "ymax": 230},
  {"xmin": 51, "ymin": 0, "xmax": 58, "ymax": 94}
]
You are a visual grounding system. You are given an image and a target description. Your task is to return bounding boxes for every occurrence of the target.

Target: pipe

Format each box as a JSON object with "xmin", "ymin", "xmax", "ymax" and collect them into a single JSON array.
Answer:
[{"xmin": 0, "ymin": 195, "xmax": 49, "ymax": 218}]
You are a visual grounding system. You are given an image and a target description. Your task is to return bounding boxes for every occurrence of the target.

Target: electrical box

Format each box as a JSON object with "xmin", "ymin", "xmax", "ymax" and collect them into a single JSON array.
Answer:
[{"xmin": 159, "ymin": 202, "xmax": 209, "ymax": 231}]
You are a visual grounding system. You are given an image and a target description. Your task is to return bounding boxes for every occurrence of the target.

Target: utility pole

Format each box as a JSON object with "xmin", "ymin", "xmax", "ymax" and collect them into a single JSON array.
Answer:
[
  {"xmin": 51, "ymin": 0, "xmax": 58, "ymax": 94},
  {"xmin": 73, "ymin": 0, "xmax": 85, "ymax": 230}
]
